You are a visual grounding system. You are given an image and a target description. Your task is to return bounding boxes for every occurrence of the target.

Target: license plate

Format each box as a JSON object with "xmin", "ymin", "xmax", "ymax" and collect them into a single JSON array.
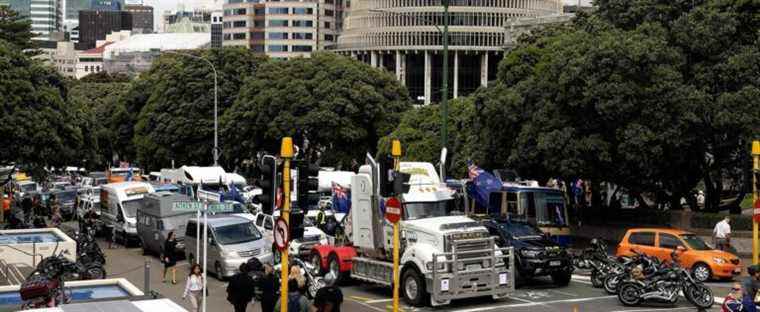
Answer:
[{"xmin": 549, "ymin": 261, "xmax": 562, "ymax": 267}]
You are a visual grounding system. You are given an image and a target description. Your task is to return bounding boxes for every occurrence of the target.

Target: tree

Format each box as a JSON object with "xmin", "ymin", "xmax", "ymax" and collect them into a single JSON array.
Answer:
[
  {"xmin": 0, "ymin": 40, "xmax": 88, "ymax": 181},
  {"xmin": 378, "ymin": 97, "xmax": 476, "ymax": 178},
  {"xmin": 222, "ymin": 52, "xmax": 411, "ymax": 169},
  {"xmin": 79, "ymin": 71, "xmax": 131, "ymax": 83},
  {"xmin": 0, "ymin": 5, "xmax": 33, "ymax": 50},
  {"xmin": 133, "ymin": 48, "xmax": 268, "ymax": 170}
]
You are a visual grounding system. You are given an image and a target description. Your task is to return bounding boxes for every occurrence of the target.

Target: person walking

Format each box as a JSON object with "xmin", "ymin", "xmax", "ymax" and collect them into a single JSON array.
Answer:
[
  {"xmin": 1, "ymin": 193, "xmax": 10, "ymax": 223},
  {"xmin": 183, "ymin": 264, "xmax": 204, "ymax": 312},
  {"xmin": 273, "ymin": 279, "xmax": 309, "ymax": 312},
  {"xmin": 742, "ymin": 265, "xmax": 760, "ymax": 312},
  {"xmin": 163, "ymin": 231, "xmax": 178, "ymax": 284},
  {"xmin": 722, "ymin": 282, "xmax": 744, "ymax": 312},
  {"xmin": 312, "ymin": 286, "xmax": 343, "ymax": 312},
  {"xmin": 227, "ymin": 263, "xmax": 256, "ymax": 312},
  {"xmin": 49, "ymin": 195, "xmax": 62, "ymax": 227},
  {"xmin": 713, "ymin": 216, "xmax": 732, "ymax": 251},
  {"xmin": 258, "ymin": 263, "xmax": 277, "ymax": 312}
]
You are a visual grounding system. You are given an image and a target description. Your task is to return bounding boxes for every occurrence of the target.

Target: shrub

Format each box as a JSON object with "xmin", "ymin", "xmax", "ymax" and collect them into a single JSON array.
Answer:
[{"xmin": 690, "ymin": 213, "xmax": 752, "ymax": 231}]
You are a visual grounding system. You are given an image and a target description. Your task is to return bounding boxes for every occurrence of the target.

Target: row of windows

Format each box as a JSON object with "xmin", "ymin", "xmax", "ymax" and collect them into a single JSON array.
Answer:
[
  {"xmin": 268, "ymin": 45, "xmax": 313, "ymax": 52},
  {"xmin": 223, "ymin": 19, "xmax": 333, "ymax": 29},
  {"xmin": 224, "ymin": 6, "xmax": 336, "ymax": 17},
  {"xmin": 367, "ymin": 0, "xmax": 560, "ymax": 11},
  {"xmin": 223, "ymin": 32, "xmax": 321, "ymax": 41},
  {"xmin": 83, "ymin": 65, "xmax": 101, "ymax": 72},
  {"xmin": 352, "ymin": 11, "xmax": 519, "ymax": 30},
  {"xmin": 339, "ymin": 31, "xmax": 505, "ymax": 49}
]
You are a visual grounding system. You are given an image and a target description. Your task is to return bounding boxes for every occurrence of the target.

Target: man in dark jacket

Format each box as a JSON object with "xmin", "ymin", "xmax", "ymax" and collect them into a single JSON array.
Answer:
[
  {"xmin": 258, "ymin": 264, "xmax": 277, "ymax": 312},
  {"xmin": 228, "ymin": 263, "xmax": 256, "ymax": 312}
]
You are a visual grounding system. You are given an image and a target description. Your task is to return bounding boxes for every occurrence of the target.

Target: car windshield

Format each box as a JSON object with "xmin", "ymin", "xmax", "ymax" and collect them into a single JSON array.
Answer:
[
  {"xmin": 94, "ymin": 178, "xmax": 108, "ymax": 186},
  {"xmin": 56, "ymin": 191, "xmax": 76, "ymax": 202},
  {"xmin": 20, "ymin": 184, "xmax": 37, "ymax": 192},
  {"xmin": 213, "ymin": 222, "xmax": 262, "ymax": 245},
  {"xmin": 121, "ymin": 199, "xmax": 144, "ymax": 218},
  {"xmin": 404, "ymin": 201, "xmax": 451, "ymax": 220},
  {"xmin": 499, "ymin": 222, "xmax": 543, "ymax": 239},
  {"xmin": 681, "ymin": 234, "xmax": 712, "ymax": 251}
]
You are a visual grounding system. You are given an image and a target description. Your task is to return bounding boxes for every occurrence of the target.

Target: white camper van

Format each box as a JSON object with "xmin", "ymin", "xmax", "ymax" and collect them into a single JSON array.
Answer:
[{"xmin": 100, "ymin": 182, "xmax": 155, "ymax": 245}]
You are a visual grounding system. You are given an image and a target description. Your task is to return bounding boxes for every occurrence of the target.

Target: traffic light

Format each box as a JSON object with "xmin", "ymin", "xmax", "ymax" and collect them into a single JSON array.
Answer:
[
  {"xmin": 254, "ymin": 156, "xmax": 277, "ymax": 215},
  {"xmin": 289, "ymin": 208, "xmax": 305, "ymax": 240},
  {"xmin": 379, "ymin": 154, "xmax": 394, "ymax": 197},
  {"xmin": 296, "ymin": 161, "xmax": 320, "ymax": 211}
]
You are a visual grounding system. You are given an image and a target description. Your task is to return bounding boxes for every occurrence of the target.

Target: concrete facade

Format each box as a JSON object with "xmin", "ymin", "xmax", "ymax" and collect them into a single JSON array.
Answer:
[{"xmin": 336, "ymin": 0, "xmax": 563, "ymax": 104}]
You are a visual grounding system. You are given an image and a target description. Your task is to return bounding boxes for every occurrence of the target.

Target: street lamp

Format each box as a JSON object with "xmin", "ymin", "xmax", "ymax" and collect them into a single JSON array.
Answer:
[
  {"xmin": 162, "ymin": 50, "xmax": 220, "ymax": 167},
  {"xmin": 369, "ymin": 0, "xmax": 450, "ymax": 152}
]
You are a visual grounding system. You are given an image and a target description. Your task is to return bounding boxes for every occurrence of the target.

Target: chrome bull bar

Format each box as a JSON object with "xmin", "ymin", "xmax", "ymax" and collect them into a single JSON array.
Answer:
[{"xmin": 429, "ymin": 237, "xmax": 514, "ymax": 306}]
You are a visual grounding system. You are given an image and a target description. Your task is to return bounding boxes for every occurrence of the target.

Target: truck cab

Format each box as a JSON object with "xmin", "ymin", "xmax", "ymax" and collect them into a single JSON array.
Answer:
[{"xmin": 311, "ymin": 156, "xmax": 515, "ymax": 307}]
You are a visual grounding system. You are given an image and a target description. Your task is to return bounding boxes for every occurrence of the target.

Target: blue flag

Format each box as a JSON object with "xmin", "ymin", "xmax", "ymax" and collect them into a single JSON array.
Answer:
[
  {"xmin": 331, "ymin": 182, "xmax": 351, "ymax": 214},
  {"xmin": 126, "ymin": 168, "xmax": 133, "ymax": 181},
  {"xmin": 466, "ymin": 162, "xmax": 502, "ymax": 210}
]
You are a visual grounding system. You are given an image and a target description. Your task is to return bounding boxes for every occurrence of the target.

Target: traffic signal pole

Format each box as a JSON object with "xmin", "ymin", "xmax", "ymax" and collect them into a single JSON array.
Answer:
[
  {"xmin": 391, "ymin": 140, "xmax": 402, "ymax": 312},
  {"xmin": 280, "ymin": 138, "xmax": 294, "ymax": 312},
  {"xmin": 753, "ymin": 140, "xmax": 759, "ymax": 265}
]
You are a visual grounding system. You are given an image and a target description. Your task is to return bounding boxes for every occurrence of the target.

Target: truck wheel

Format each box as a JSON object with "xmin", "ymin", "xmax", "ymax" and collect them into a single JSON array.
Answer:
[
  {"xmin": 310, "ymin": 253, "xmax": 325, "ymax": 275},
  {"xmin": 551, "ymin": 271, "xmax": 572, "ymax": 286},
  {"xmin": 328, "ymin": 254, "xmax": 347, "ymax": 284},
  {"xmin": 402, "ymin": 268, "xmax": 429, "ymax": 307}
]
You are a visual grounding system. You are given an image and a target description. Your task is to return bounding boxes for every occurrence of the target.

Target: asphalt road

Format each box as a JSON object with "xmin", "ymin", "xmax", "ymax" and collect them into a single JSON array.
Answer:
[{"xmin": 63, "ymin": 222, "xmax": 732, "ymax": 312}]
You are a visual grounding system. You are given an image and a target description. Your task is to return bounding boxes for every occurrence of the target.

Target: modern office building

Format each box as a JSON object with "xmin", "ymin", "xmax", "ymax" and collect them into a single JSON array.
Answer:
[
  {"xmin": 336, "ymin": 0, "xmax": 563, "ymax": 104},
  {"xmin": 1, "ymin": 0, "xmax": 63, "ymax": 39},
  {"xmin": 161, "ymin": 8, "xmax": 213, "ymax": 33},
  {"xmin": 210, "ymin": 10, "xmax": 223, "ymax": 48},
  {"xmin": 77, "ymin": 9, "xmax": 124, "ymax": 49},
  {"xmin": 123, "ymin": 4, "xmax": 153, "ymax": 33},
  {"xmin": 103, "ymin": 32, "xmax": 211, "ymax": 74},
  {"xmin": 222, "ymin": 0, "xmax": 347, "ymax": 59}
]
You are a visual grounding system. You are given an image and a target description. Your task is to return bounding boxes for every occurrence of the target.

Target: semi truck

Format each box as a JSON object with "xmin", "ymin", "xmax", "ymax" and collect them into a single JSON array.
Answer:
[{"xmin": 309, "ymin": 153, "xmax": 515, "ymax": 307}]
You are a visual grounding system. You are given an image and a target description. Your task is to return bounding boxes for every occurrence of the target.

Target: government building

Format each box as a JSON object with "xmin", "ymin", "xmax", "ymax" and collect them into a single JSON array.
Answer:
[{"xmin": 335, "ymin": 0, "xmax": 563, "ymax": 104}]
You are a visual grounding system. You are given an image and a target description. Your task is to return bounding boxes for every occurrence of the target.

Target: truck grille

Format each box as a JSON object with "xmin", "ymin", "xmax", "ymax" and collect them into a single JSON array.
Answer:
[
  {"xmin": 450, "ymin": 238, "xmax": 492, "ymax": 261},
  {"xmin": 238, "ymin": 249, "xmax": 261, "ymax": 257}
]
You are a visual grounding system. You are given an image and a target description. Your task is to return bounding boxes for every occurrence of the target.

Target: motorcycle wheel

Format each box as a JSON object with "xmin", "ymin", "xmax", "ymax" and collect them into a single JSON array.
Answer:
[
  {"xmin": 603, "ymin": 273, "xmax": 620, "ymax": 294},
  {"xmin": 684, "ymin": 284, "xmax": 714, "ymax": 309},
  {"xmin": 86, "ymin": 266, "xmax": 106, "ymax": 280},
  {"xmin": 617, "ymin": 282, "xmax": 643, "ymax": 306},
  {"xmin": 591, "ymin": 270, "xmax": 604, "ymax": 288}
]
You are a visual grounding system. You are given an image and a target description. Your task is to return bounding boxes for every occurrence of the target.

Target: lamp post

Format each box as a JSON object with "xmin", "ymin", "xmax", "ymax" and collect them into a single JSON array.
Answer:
[
  {"xmin": 163, "ymin": 50, "xmax": 220, "ymax": 166},
  {"xmin": 369, "ymin": 0, "xmax": 450, "ymax": 151}
]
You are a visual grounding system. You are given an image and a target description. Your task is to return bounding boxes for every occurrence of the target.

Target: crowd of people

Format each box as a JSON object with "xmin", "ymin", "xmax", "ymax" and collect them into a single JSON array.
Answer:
[{"xmin": 0, "ymin": 188, "xmax": 62, "ymax": 229}]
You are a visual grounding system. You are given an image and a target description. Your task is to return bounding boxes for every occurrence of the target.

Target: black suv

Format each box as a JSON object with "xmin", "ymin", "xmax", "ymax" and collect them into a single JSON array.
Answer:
[{"xmin": 482, "ymin": 218, "xmax": 572, "ymax": 286}]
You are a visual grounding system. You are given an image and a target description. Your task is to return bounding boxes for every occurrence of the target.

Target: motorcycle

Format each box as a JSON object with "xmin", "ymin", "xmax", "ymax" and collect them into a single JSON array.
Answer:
[
  {"xmin": 616, "ymin": 247, "xmax": 714, "ymax": 309},
  {"xmin": 275, "ymin": 257, "xmax": 336, "ymax": 299},
  {"xmin": 573, "ymin": 238, "xmax": 621, "ymax": 288},
  {"xmin": 73, "ymin": 230, "xmax": 106, "ymax": 266},
  {"xmin": 19, "ymin": 247, "xmax": 73, "ymax": 309},
  {"xmin": 603, "ymin": 249, "xmax": 661, "ymax": 295}
]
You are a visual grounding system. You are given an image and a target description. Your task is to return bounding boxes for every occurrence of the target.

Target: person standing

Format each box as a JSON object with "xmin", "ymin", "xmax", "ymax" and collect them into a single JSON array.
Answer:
[
  {"xmin": 312, "ymin": 286, "xmax": 343, "ymax": 312},
  {"xmin": 273, "ymin": 279, "xmax": 309, "ymax": 312},
  {"xmin": 1, "ymin": 193, "xmax": 10, "ymax": 223},
  {"xmin": 227, "ymin": 263, "xmax": 256, "ymax": 312},
  {"xmin": 183, "ymin": 264, "xmax": 204, "ymax": 312},
  {"xmin": 163, "ymin": 231, "xmax": 178, "ymax": 284},
  {"xmin": 713, "ymin": 216, "xmax": 732, "ymax": 251},
  {"xmin": 49, "ymin": 195, "xmax": 62, "ymax": 227},
  {"xmin": 258, "ymin": 264, "xmax": 277, "ymax": 312},
  {"xmin": 742, "ymin": 265, "xmax": 760, "ymax": 312},
  {"xmin": 722, "ymin": 282, "xmax": 744, "ymax": 312},
  {"xmin": 697, "ymin": 190, "xmax": 706, "ymax": 210}
]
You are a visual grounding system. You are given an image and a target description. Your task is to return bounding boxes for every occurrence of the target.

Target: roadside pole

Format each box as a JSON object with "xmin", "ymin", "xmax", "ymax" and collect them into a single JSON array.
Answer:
[
  {"xmin": 280, "ymin": 137, "xmax": 294, "ymax": 312},
  {"xmin": 196, "ymin": 209, "xmax": 200, "ymax": 265},
  {"xmin": 391, "ymin": 139, "xmax": 402, "ymax": 312},
  {"xmin": 202, "ymin": 201, "xmax": 208, "ymax": 312},
  {"xmin": 752, "ymin": 140, "xmax": 759, "ymax": 265}
]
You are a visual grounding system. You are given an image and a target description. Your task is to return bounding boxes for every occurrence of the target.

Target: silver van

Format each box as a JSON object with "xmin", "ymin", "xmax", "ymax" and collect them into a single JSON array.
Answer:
[
  {"xmin": 184, "ymin": 215, "xmax": 272, "ymax": 279},
  {"xmin": 137, "ymin": 192, "xmax": 196, "ymax": 257}
]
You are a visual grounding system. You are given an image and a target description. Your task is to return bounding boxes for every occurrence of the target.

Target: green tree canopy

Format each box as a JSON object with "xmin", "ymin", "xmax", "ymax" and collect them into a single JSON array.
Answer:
[
  {"xmin": 0, "ymin": 5, "xmax": 33, "ymax": 50},
  {"xmin": 222, "ymin": 52, "xmax": 411, "ymax": 169},
  {"xmin": 132, "ymin": 48, "xmax": 267, "ymax": 170}
]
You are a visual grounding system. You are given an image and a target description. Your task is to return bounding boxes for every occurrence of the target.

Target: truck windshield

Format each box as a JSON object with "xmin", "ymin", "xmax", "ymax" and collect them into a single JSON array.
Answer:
[
  {"xmin": 404, "ymin": 201, "xmax": 451, "ymax": 220},
  {"xmin": 214, "ymin": 222, "xmax": 262, "ymax": 245},
  {"xmin": 122, "ymin": 199, "xmax": 144, "ymax": 218},
  {"xmin": 20, "ymin": 184, "xmax": 37, "ymax": 192},
  {"xmin": 56, "ymin": 191, "xmax": 76, "ymax": 202}
]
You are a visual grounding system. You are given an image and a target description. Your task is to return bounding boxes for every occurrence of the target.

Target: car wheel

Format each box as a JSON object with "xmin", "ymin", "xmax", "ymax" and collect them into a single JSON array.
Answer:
[
  {"xmin": 310, "ymin": 253, "xmax": 325, "ymax": 275},
  {"xmin": 402, "ymin": 267, "xmax": 429, "ymax": 307},
  {"xmin": 691, "ymin": 263, "xmax": 712, "ymax": 283}
]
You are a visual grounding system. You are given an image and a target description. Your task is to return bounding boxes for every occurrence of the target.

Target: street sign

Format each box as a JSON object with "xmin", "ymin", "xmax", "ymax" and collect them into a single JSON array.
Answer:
[
  {"xmin": 274, "ymin": 217, "xmax": 289, "ymax": 251},
  {"xmin": 754, "ymin": 199, "xmax": 760, "ymax": 223},
  {"xmin": 207, "ymin": 203, "xmax": 234, "ymax": 213},
  {"xmin": 172, "ymin": 201, "xmax": 204, "ymax": 212},
  {"xmin": 385, "ymin": 197, "xmax": 402, "ymax": 224}
]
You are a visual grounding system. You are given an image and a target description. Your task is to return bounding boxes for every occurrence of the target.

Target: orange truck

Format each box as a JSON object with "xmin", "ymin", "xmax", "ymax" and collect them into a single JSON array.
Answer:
[{"xmin": 616, "ymin": 228, "xmax": 741, "ymax": 282}]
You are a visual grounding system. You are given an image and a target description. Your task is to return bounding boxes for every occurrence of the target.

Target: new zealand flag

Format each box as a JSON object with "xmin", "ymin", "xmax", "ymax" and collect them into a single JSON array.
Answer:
[
  {"xmin": 331, "ymin": 182, "xmax": 351, "ymax": 214},
  {"xmin": 466, "ymin": 162, "xmax": 502, "ymax": 210}
]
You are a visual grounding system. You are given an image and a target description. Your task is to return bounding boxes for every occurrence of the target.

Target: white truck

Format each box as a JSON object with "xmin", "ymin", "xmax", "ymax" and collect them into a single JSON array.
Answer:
[{"xmin": 310, "ymin": 154, "xmax": 515, "ymax": 307}]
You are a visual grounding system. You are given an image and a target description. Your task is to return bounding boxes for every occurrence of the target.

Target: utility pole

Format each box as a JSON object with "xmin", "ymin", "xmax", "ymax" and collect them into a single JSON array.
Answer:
[
  {"xmin": 753, "ymin": 140, "xmax": 759, "ymax": 265},
  {"xmin": 441, "ymin": 0, "xmax": 450, "ymax": 154},
  {"xmin": 280, "ymin": 137, "xmax": 294, "ymax": 312}
]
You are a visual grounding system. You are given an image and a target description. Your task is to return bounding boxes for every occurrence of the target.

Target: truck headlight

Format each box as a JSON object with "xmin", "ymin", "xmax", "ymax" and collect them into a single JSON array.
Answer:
[{"xmin": 521, "ymin": 249, "xmax": 541, "ymax": 258}]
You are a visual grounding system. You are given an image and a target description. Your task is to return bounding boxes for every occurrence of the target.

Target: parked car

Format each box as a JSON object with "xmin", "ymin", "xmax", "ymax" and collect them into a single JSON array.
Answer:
[
  {"xmin": 481, "ymin": 218, "xmax": 572, "ymax": 286},
  {"xmin": 249, "ymin": 211, "xmax": 328, "ymax": 262},
  {"xmin": 615, "ymin": 228, "xmax": 741, "ymax": 282}
]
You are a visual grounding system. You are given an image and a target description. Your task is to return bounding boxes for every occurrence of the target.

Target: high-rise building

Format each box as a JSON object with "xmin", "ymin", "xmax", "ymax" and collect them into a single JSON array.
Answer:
[
  {"xmin": 161, "ymin": 8, "xmax": 212, "ymax": 33},
  {"xmin": 123, "ymin": 4, "xmax": 153, "ymax": 32},
  {"xmin": 89, "ymin": 0, "xmax": 121, "ymax": 11},
  {"xmin": 337, "ymin": 0, "xmax": 563, "ymax": 104},
  {"xmin": 210, "ymin": 10, "xmax": 222, "ymax": 48},
  {"xmin": 77, "ymin": 9, "xmax": 124, "ymax": 49},
  {"xmin": 1, "ymin": 0, "xmax": 63, "ymax": 39},
  {"xmin": 222, "ymin": 0, "xmax": 344, "ymax": 59}
]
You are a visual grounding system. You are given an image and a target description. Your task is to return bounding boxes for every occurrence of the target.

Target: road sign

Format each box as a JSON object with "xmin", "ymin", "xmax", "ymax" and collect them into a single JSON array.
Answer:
[
  {"xmin": 207, "ymin": 203, "xmax": 234, "ymax": 213},
  {"xmin": 386, "ymin": 197, "xmax": 402, "ymax": 224},
  {"xmin": 172, "ymin": 201, "xmax": 204, "ymax": 212},
  {"xmin": 754, "ymin": 199, "xmax": 760, "ymax": 223},
  {"xmin": 274, "ymin": 217, "xmax": 289, "ymax": 251}
]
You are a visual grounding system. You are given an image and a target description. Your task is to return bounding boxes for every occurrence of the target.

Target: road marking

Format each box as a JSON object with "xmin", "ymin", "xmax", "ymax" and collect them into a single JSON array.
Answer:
[
  {"xmin": 366, "ymin": 298, "xmax": 393, "ymax": 304},
  {"xmin": 506, "ymin": 295, "xmax": 535, "ymax": 303},
  {"xmin": 450, "ymin": 295, "xmax": 615, "ymax": 312},
  {"xmin": 571, "ymin": 279, "xmax": 593, "ymax": 285},
  {"xmin": 549, "ymin": 289, "xmax": 578, "ymax": 297},
  {"xmin": 349, "ymin": 296, "xmax": 373, "ymax": 302},
  {"xmin": 572, "ymin": 274, "xmax": 591, "ymax": 281},
  {"xmin": 350, "ymin": 299, "xmax": 386, "ymax": 312},
  {"xmin": 610, "ymin": 307, "xmax": 694, "ymax": 312}
]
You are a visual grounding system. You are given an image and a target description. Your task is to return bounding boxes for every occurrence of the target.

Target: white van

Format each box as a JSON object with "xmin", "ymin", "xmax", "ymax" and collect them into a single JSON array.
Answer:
[{"xmin": 100, "ymin": 182, "xmax": 155, "ymax": 245}]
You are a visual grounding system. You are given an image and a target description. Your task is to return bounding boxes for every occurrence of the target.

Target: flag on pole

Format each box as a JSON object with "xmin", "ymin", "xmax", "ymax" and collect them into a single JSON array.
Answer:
[
  {"xmin": 465, "ymin": 162, "xmax": 502, "ymax": 210},
  {"xmin": 331, "ymin": 182, "xmax": 351, "ymax": 214},
  {"xmin": 126, "ymin": 168, "xmax": 133, "ymax": 181}
]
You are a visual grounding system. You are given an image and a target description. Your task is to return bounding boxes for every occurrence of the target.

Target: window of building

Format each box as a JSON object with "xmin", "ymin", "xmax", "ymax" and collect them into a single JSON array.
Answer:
[
  {"xmin": 292, "ymin": 45, "xmax": 312, "ymax": 52},
  {"xmin": 268, "ymin": 45, "xmax": 288, "ymax": 52},
  {"xmin": 223, "ymin": 22, "xmax": 231, "ymax": 28},
  {"xmin": 293, "ymin": 8, "xmax": 313, "ymax": 15},
  {"xmin": 223, "ymin": 34, "xmax": 231, "ymax": 40},
  {"xmin": 324, "ymin": 9, "xmax": 333, "ymax": 17},
  {"xmin": 252, "ymin": 45, "xmax": 265, "ymax": 52},
  {"xmin": 291, "ymin": 32, "xmax": 313, "ymax": 40},
  {"xmin": 269, "ymin": 7, "xmax": 288, "ymax": 14},
  {"xmin": 254, "ymin": 20, "xmax": 265, "ymax": 28},
  {"xmin": 234, "ymin": 8, "xmax": 246, "ymax": 15},
  {"xmin": 233, "ymin": 21, "xmax": 246, "ymax": 28},
  {"xmin": 251, "ymin": 32, "xmax": 265, "ymax": 40},
  {"xmin": 269, "ymin": 20, "xmax": 288, "ymax": 27},
  {"xmin": 254, "ymin": 8, "xmax": 265, "ymax": 15},
  {"xmin": 232, "ymin": 33, "xmax": 246, "ymax": 40},
  {"xmin": 323, "ymin": 21, "xmax": 331, "ymax": 28},
  {"xmin": 291, "ymin": 20, "xmax": 313, "ymax": 27},
  {"xmin": 268, "ymin": 32, "xmax": 288, "ymax": 39},
  {"xmin": 324, "ymin": 34, "xmax": 334, "ymax": 41}
]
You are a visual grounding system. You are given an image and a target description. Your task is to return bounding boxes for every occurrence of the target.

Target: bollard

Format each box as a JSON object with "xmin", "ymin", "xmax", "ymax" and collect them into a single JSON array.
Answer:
[{"xmin": 144, "ymin": 258, "xmax": 151, "ymax": 294}]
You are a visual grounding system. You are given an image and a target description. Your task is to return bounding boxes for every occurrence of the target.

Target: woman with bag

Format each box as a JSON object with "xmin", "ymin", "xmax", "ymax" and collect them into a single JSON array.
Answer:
[
  {"xmin": 163, "ymin": 231, "xmax": 178, "ymax": 284},
  {"xmin": 183, "ymin": 264, "xmax": 204, "ymax": 312}
]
